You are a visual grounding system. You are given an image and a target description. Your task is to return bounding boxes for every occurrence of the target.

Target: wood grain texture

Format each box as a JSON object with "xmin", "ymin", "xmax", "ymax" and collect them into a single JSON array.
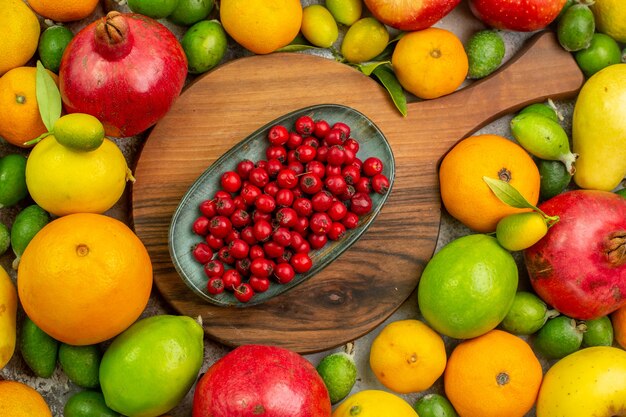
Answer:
[{"xmin": 131, "ymin": 31, "xmax": 583, "ymax": 353}]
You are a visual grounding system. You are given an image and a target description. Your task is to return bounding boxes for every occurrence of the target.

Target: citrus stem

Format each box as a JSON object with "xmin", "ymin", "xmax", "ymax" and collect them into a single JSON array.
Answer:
[
  {"xmin": 23, "ymin": 131, "xmax": 52, "ymax": 146},
  {"xmin": 126, "ymin": 167, "xmax": 136, "ymax": 183}
]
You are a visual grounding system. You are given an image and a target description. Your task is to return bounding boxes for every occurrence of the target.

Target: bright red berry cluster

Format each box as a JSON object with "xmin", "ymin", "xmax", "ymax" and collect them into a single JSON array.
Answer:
[{"xmin": 191, "ymin": 115, "xmax": 390, "ymax": 303}]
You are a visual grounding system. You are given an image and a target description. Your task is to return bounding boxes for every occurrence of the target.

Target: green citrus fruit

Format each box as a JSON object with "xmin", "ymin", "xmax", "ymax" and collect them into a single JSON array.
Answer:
[
  {"xmin": 500, "ymin": 291, "xmax": 559, "ymax": 335},
  {"xmin": 418, "ymin": 234, "xmax": 518, "ymax": 339},
  {"xmin": 168, "ymin": 0, "xmax": 214, "ymax": 26},
  {"xmin": 10, "ymin": 204, "xmax": 49, "ymax": 269},
  {"xmin": 301, "ymin": 4, "xmax": 339, "ymax": 48},
  {"xmin": 181, "ymin": 19, "xmax": 227, "ymax": 74},
  {"xmin": 19, "ymin": 316, "xmax": 59, "ymax": 378},
  {"xmin": 0, "ymin": 153, "xmax": 28, "ymax": 208},
  {"xmin": 557, "ymin": 4, "xmax": 595, "ymax": 52},
  {"xmin": 64, "ymin": 391, "xmax": 121, "ymax": 417},
  {"xmin": 0, "ymin": 222, "xmax": 9, "ymax": 256},
  {"xmin": 316, "ymin": 351, "xmax": 357, "ymax": 404},
  {"xmin": 53, "ymin": 113, "xmax": 105, "ymax": 152},
  {"xmin": 38, "ymin": 25, "xmax": 74, "ymax": 74},
  {"xmin": 538, "ymin": 159, "xmax": 572, "ymax": 201},
  {"xmin": 127, "ymin": 0, "xmax": 180, "ymax": 19},
  {"xmin": 326, "ymin": 0, "xmax": 362, "ymax": 26},
  {"xmin": 341, "ymin": 17, "xmax": 389, "ymax": 63},
  {"xmin": 534, "ymin": 315, "xmax": 584, "ymax": 359},
  {"xmin": 414, "ymin": 393, "xmax": 459, "ymax": 417},
  {"xmin": 58, "ymin": 343, "xmax": 102, "ymax": 388},
  {"xmin": 519, "ymin": 102, "xmax": 559, "ymax": 122},
  {"xmin": 496, "ymin": 211, "xmax": 548, "ymax": 251},
  {"xmin": 465, "ymin": 30, "xmax": 505, "ymax": 79},
  {"xmin": 582, "ymin": 316, "xmax": 614, "ymax": 347},
  {"xmin": 575, "ymin": 33, "xmax": 622, "ymax": 78}
]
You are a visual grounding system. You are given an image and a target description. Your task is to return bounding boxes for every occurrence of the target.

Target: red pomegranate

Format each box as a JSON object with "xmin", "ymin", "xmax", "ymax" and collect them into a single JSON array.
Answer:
[
  {"xmin": 525, "ymin": 190, "xmax": 626, "ymax": 320},
  {"xmin": 192, "ymin": 345, "xmax": 331, "ymax": 417},
  {"xmin": 59, "ymin": 11, "xmax": 187, "ymax": 137}
]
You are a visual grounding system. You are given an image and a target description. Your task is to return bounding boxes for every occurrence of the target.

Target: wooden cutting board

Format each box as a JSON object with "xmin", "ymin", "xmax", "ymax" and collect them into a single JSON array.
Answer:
[{"xmin": 131, "ymin": 31, "xmax": 583, "ymax": 353}]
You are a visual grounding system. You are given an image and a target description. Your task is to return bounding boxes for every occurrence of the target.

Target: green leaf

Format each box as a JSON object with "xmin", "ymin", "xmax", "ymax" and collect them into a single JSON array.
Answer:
[
  {"xmin": 275, "ymin": 44, "xmax": 320, "ymax": 53},
  {"xmin": 36, "ymin": 61, "xmax": 61, "ymax": 132},
  {"xmin": 355, "ymin": 60, "xmax": 390, "ymax": 76},
  {"xmin": 371, "ymin": 64, "xmax": 407, "ymax": 117},
  {"xmin": 370, "ymin": 32, "xmax": 405, "ymax": 62}
]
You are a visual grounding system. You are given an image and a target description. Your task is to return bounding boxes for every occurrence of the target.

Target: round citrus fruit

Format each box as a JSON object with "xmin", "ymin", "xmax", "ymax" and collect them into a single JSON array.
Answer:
[
  {"xmin": 392, "ymin": 27, "xmax": 468, "ymax": 99},
  {"xmin": 590, "ymin": 0, "xmax": 626, "ymax": 43},
  {"xmin": 17, "ymin": 213, "xmax": 153, "ymax": 345},
  {"xmin": 25, "ymin": 136, "xmax": 133, "ymax": 216},
  {"xmin": 38, "ymin": 25, "xmax": 75, "ymax": 74},
  {"xmin": 444, "ymin": 330, "xmax": 543, "ymax": 417},
  {"xmin": 27, "ymin": 0, "xmax": 99, "ymax": 22},
  {"xmin": 0, "ymin": 66, "xmax": 58, "ymax": 148},
  {"xmin": 575, "ymin": 32, "xmax": 622, "ymax": 78},
  {"xmin": 0, "ymin": 381, "xmax": 53, "ymax": 417},
  {"xmin": 341, "ymin": 17, "xmax": 389, "ymax": 64},
  {"xmin": 332, "ymin": 390, "xmax": 418, "ymax": 417},
  {"xmin": 439, "ymin": 134, "xmax": 541, "ymax": 232},
  {"xmin": 612, "ymin": 304, "xmax": 626, "ymax": 349},
  {"xmin": 0, "ymin": 0, "xmax": 40, "ymax": 76},
  {"xmin": 369, "ymin": 319, "xmax": 446, "ymax": 394},
  {"xmin": 220, "ymin": 0, "xmax": 302, "ymax": 54},
  {"xmin": 495, "ymin": 211, "xmax": 548, "ymax": 251},
  {"xmin": 418, "ymin": 234, "xmax": 518, "ymax": 339}
]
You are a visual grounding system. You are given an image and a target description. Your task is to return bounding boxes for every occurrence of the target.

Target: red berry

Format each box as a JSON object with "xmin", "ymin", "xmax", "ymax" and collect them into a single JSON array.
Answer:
[
  {"xmin": 208, "ymin": 216, "xmax": 232, "ymax": 238},
  {"xmin": 216, "ymin": 196, "xmax": 236, "ymax": 217},
  {"xmin": 314, "ymin": 119, "xmax": 330, "ymax": 138},
  {"xmin": 371, "ymin": 174, "xmax": 390, "ymax": 194},
  {"xmin": 306, "ymin": 160, "xmax": 326, "ymax": 178},
  {"xmin": 222, "ymin": 269, "xmax": 242, "ymax": 289},
  {"xmin": 274, "ymin": 263, "xmax": 295, "ymax": 284},
  {"xmin": 286, "ymin": 132, "xmax": 303, "ymax": 149},
  {"xmin": 291, "ymin": 253, "xmax": 313, "ymax": 273},
  {"xmin": 293, "ymin": 239, "xmax": 311, "ymax": 254},
  {"xmin": 263, "ymin": 241, "xmax": 285, "ymax": 259},
  {"xmin": 252, "ymin": 210, "xmax": 272, "ymax": 224},
  {"xmin": 217, "ymin": 246, "xmax": 235, "ymax": 265},
  {"xmin": 268, "ymin": 124, "xmax": 289, "ymax": 146},
  {"xmin": 230, "ymin": 209, "xmax": 251, "ymax": 229},
  {"xmin": 342, "ymin": 165, "xmax": 361, "ymax": 185},
  {"xmin": 276, "ymin": 169, "xmax": 298, "ymax": 189},
  {"xmin": 327, "ymin": 146, "xmax": 345, "ymax": 166},
  {"xmin": 228, "ymin": 239, "xmax": 249, "ymax": 259},
  {"xmin": 275, "ymin": 188, "xmax": 294, "ymax": 207},
  {"xmin": 256, "ymin": 160, "xmax": 268, "ymax": 170},
  {"xmin": 311, "ymin": 191, "xmax": 333, "ymax": 212},
  {"xmin": 220, "ymin": 171, "xmax": 242, "ymax": 193},
  {"xmin": 255, "ymin": 194, "xmax": 276, "ymax": 213},
  {"xmin": 343, "ymin": 148, "xmax": 356, "ymax": 165},
  {"xmin": 287, "ymin": 160, "xmax": 305, "ymax": 175},
  {"xmin": 205, "ymin": 234, "xmax": 225, "ymax": 251},
  {"xmin": 324, "ymin": 128, "xmax": 344, "ymax": 146},
  {"xmin": 207, "ymin": 277, "xmax": 225, "ymax": 295},
  {"xmin": 266, "ymin": 146, "xmax": 287, "ymax": 163},
  {"xmin": 272, "ymin": 227, "xmax": 292, "ymax": 247},
  {"xmin": 240, "ymin": 226, "xmax": 257, "ymax": 245},
  {"xmin": 293, "ymin": 197, "xmax": 313, "ymax": 217},
  {"xmin": 363, "ymin": 157, "xmax": 384, "ymax": 177},
  {"xmin": 249, "ymin": 167, "xmax": 270, "ymax": 188},
  {"xmin": 266, "ymin": 158, "xmax": 283, "ymax": 177},
  {"xmin": 310, "ymin": 212, "xmax": 332, "ymax": 235},
  {"xmin": 295, "ymin": 115, "xmax": 315, "ymax": 136},
  {"xmin": 327, "ymin": 222, "xmax": 346, "ymax": 241},
  {"xmin": 351, "ymin": 158, "xmax": 363, "ymax": 171},
  {"xmin": 225, "ymin": 229, "xmax": 240, "ymax": 244},
  {"xmin": 235, "ymin": 258, "xmax": 252, "ymax": 277},
  {"xmin": 292, "ymin": 216, "xmax": 309, "ymax": 236},
  {"xmin": 276, "ymin": 207, "xmax": 298, "ymax": 228},
  {"xmin": 232, "ymin": 195, "xmax": 247, "ymax": 210},
  {"xmin": 300, "ymin": 173, "xmax": 323, "ymax": 195},
  {"xmin": 234, "ymin": 283, "xmax": 255, "ymax": 303},
  {"xmin": 290, "ymin": 231, "xmax": 306, "ymax": 249},
  {"xmin": 252, "ymin": 219, "xmax": 272, "ymax": 242},
  {"xmin": 325, "ymin": 164, "xmax": 342, "ymax": 177},
  {"xmin": 249, "ymin": 244, "xmax": 264, "ymax": 259},
  {"xmin": 192, "ymin": 216, "xmax": 210, "ymax": 236},
  {"xmin": 236, "ymin": 159, "xmax": 255, "ymax": 180},
  {"xmin": 315, "ymin": 145, "xmax": 329, "ymax": 163},
  {"xmin": 327, "ymin": 201, "xmax": 348, "ymax": 221},
  {"xmin": 350, "ymin": 192, "xmax": 373, "ymax": 215},
  {"xmin": 303, "ymin": 136, "xmax": 319, "ymax": 149},
  {"xmin": 276, "ymin": 249, "xmax": 293, "ymax": 264},
  {"xmin": 204, "ymin": 259, "xmax": 225, "ymax": 278},
  {"xmin": 263, "ymin": 181, "xmax": 280, "ymax": 197},
  {"xmin": 192, "ymin": 242, "xmax": 213, "ymax": 264},
  {"xmin": 338, "ymin": 185, "xmax": 356, "ymax": 202},
  {"xmin": 332, "ymin": 122, "xmax": 350, "ymax": 140},
  {"xmin": 324, "ymin": 175, "xmax": 348, "ymax": 196},
  {"xmin": 295, "ymin": 144, "xmax": 316, "ymax": 163},
  {"xmin": 214, "ymin": 190, "xmax": 231, "ymax": 200},
  {"xmin": 249, "ymin": 276, "xmax": 270, "ymax": 293},
  {"xmin": 343, "ymin": 138, "xmax": 359, "ymax": 153},
  {"xmin": 355, "ymin": 177, "xmax": 372, "ymax": 194},
  {"xmin": 308, "ymin": 233, "xmax": 327, "ymax": 249},
  {"xmin": 342, "ymin": 212, "xmax": 359, "ymax": 229},
  {"xmin": 199, "ymin": 199, "xmax": 217, "ymax": 218},
  {"xmin": 241, "ymin": 183, "xmax": 262, "ymax": 205},
  {"xmin": 250, "ymin": 257, "xmax": 274, "ymax": 278}
]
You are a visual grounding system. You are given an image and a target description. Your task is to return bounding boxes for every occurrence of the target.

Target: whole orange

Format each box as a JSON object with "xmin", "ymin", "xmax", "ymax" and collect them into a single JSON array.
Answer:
[
  {"xmin": 17, "ymin": 213, "xmax": 153, "ymax": 345},
  {"xmin": 0, "ymin": 0, "xmax": 40, "ymax": 76},
  {"xmin": 27, "ymin": 0, "xmax": 99, "ymax": 22},
  {"xmin": 444, "ymin": 329, "xmax": 543, "ymax": 417},
  {"xmin": 612, "ymin": 304, "xmax": 626, "ymax": 349},
  {"xmin": 391, "ymin": 27, "xmax": 468, "ymax": 99},
  {"xmin": 0, "ymin": 380, "xmax": 53, "ymax": 417},
  {"xmin": 0, "ymin": 66, "xmax": 58, "ymax": 147},
  {"xmin": 439, "ymin": 134, "xmax": 540, "ymax": 232}
]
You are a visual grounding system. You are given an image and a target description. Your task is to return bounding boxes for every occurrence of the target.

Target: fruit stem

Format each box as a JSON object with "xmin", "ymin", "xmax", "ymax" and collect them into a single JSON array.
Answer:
[
  {"xmin": 23, "ymin": 131, "xmax": 52, "ymax": 146},
  {"xmin": 344, "ymin": 341, "xmax": 355, "ymax": 357},
  {"xmin": 195, "ymin": 315, "xmax": 203, "ymax": 327},
  {"xmin": 560, "ymin": 152, "xmax": 579, "ymax": 176},
  {"xmin": 546, "ymin": 309, "xmax": 560, "ymax": 320},
  {"xmin": 126, "ymin": 167, "xmax": 136, "ymax": 183}
]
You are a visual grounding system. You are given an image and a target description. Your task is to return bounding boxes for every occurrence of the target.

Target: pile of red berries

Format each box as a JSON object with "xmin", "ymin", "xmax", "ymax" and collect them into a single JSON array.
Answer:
[{"xmin": 191, "ymin": 115, "xmax": 390, "ymax": 303}]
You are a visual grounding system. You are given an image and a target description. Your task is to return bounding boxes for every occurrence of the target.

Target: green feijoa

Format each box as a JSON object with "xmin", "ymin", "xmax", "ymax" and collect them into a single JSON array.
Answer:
[
  {"xmin": 465, "ymin": 30, "xmax": 505, "ymax": 79},
  {"xmin": 538, "ymin": 159, "xmax": 572, "ymax": 201},
  {"xmin": 301, "ymin": 4, "xmax": 339, "ymax": 48},
  {"xmin": 38, "ymin": 26, "xmax": 74, "ymax": 73},
  {"xmin": 557, "ymin": 4, "xmax": 595, "ymax": 52},
  {"xmin": 557, "ymin": 0, "xmax": 576, "ymax": 21},
  {"xmin": 316, "ymin": 351, "xmax": 357, "ymax": 404},
  {"xmin": 575, "ymin": 33, "xmax": 622, "ymax": 78},
  {"xmin": 0, "ymin": 153, "xmax": 28, "ymax": 208},
  {"xmin": 19, "ymin": 316, "xmax": 59, "ymax": 378},
  {"xmin": 0, "ymin": 222, "xmax": 9, "ymax": 256},
  {"xmin": 518, "ymin": 102, "xmax": 559, "ymax": 122},
  {"xmin": 510, "ymin": 112, "xmax": 577, "ymax": 175},
  {"xmin": 127, "ymin": 0, "xmax": 180, "ymax": 19},
  {"xmin": 181, "ymin": 20, "xmax": 227, "ymax": 74},
  {"xmin": 534, "ymin": 316, "xmax": 584, "ymax": 359},
  {"xmin": 500, "ymin": 291, "xmax": 559, "ymax": 335},
  {"xmin": 64, "ymin": 391, "xmax": 121, "ymax": 417},
  {"xmin": 58, "ymin": 343, "xmax": 102, "ymax": 388},
  {"xmin": 582, "ymin": 316, "xmax": 614, "ymax": 347},
  {"xmin": 414, "ymin": 393, "xmax": 459, "ymax": 417},
  {"xmin": 168, "ymin": 0, "xmax": 214, "ymax": 26},
  {"xmin": 326, "ymin": 0, "xmax": 362, "ymax": 26},
  {"xmin": 10, "ymin": 205, "xmax": 49, "ymax": 269}
]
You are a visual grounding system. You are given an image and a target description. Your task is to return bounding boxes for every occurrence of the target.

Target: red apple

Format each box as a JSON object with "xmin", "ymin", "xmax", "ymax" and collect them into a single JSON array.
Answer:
[
  {"xmin": 524, "ymin": 190, "xmax": 626, "ymax": 320},
  {"xmin": 363, "ymin": 0, "xmax": 461, "ymax": 31},
  {"xmin": 468, "ymin": 0, "xmax": 566, "ymax": 31}
]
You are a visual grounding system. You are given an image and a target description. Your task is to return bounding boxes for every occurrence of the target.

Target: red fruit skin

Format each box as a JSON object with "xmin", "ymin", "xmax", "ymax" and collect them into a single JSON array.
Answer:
[
  {"xmin": 192, "ymin": 345, "xmax": 331, "ymax": 417},
  {"xmin": 468, "ymin": 0, "xmax": 566, "ymax": 31},
  {"xmin": 59, "ymin": 12, "xmax": 187, "ymax": 137},
  {"xmin": 524, "ymin": 190, "xmax": 626, "ymax": 320},
  {"xmin": 364, "ymin": 0, "xmax": 461, "ymax": 31}
]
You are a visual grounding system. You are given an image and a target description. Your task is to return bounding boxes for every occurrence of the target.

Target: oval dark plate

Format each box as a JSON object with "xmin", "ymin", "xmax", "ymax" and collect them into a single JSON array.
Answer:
[{"xmin": 168, "ymin": 104, "xmax": 395, "ymax": 307}]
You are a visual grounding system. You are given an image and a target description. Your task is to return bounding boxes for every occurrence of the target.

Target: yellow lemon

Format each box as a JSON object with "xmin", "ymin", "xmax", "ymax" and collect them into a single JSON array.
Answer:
[
  {"xmin": 0, "ymin": 0, "xmax": 40, "ymax": 76},
  {"xmin": 0, "ymin": 381, "xmax": 53, "ymax": 417},
  {"xmin": 220, "ymin": 0, "xmax": 302, "ymax": 54},
  {"xmin": 25, "ymin": 136, "xmax": 134, "ymax": 216},
  {"xmin": 496, "ymin": 211, "xmax": 548, "ymax": 251},
  {"xmin": 332, "ymin": 390, "xmax": 418, "ymax": 417},
  {"xmin": 591, "ymin": 0, "xmax": 626, "ymax": 43},
  {"xmin": 369, "ymin": 319, "xmax": 447, "ymax": 394}
]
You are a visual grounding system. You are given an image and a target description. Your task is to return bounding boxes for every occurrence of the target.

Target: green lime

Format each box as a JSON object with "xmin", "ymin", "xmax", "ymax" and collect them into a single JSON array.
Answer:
[
  {"xmin": 582, "ymin": 316, "xmax": 614, "ymax": 347},
  {"xmin": 19, "ymin": 316, "xmax": 59, "ymax": 378},
  {"xmin": 53, "ymin": 113, "xmax": 105, "ymax": 152},
  {"xmin": 58, "ymin": 343, "xmax": 102, "ymax": 388},
  {"xmin": 500, "ymin": 291, "xmax": 559, "ymax": 335},
  {"xmin": 496, "ymin": 212, "xmax": 548, "ymax": 252},
  {"xmin": 181, "ymin": 20, "xmax": 227, "ymax": 74},
  {"xmin": 0, "ymin": 222, "xmax": 9, "ymax": 256},
  {"xmin": 127, "ymin": 0, "xmax": 180, "ymax": 19},
  {"xmin": 616, "ymin": 188, "xmax": 626, "ymax": 198},
  {"xmin": 316, "ymin": 351, "xmax": 357, "ymax": 404},
  {"xmin": 538, "ymin": 159, "xmax": 572, "ymax": 201},
  {"xmin": 64, "ymin": 391, "xmax": 121, "ymax": 417},
  {"xmin": 519, "ymin": 102, "xmax": 559, "ymax": 122},
  {"xmin": 326, "ymin": 0, "xmax": 362, "ymax": 26},
  {"xmin": 341, "ymin": 17, "xmax": 389, "ymax": 64},
  {"xmin": 168, "ymin": 0, "xmax": 214, "ymax": 26},
  {"xmin": 301, "ymin": 5, "xmax": 339, "ymax": 48},
  {"xmin": 465, "ymin": 30, "xmax": 505, "ymax": 79},
  {"xmin": 38, "ymin": 25, "xmax": 74, "ymax": 74},
  {"xmin": 575, "ymin": 33, "xmax": 622, "ymax": 78},
  {"xmin": 534, "ymin": 315, "xmax": 584, "ymax": 359},
  {"xmin": 414, "ymin": 393, "xmax": 459, "ymax": 417},
  {"xmin": 0, "ymin": 153, "xmax": 28, "ymax": 208},
  {"xmin": 10, "ymin": 204, "xmax": 49, "ymax": 269},
  {"xmin": 557, "ymin": 4, "xmax": 595, "ymax": 52}
]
